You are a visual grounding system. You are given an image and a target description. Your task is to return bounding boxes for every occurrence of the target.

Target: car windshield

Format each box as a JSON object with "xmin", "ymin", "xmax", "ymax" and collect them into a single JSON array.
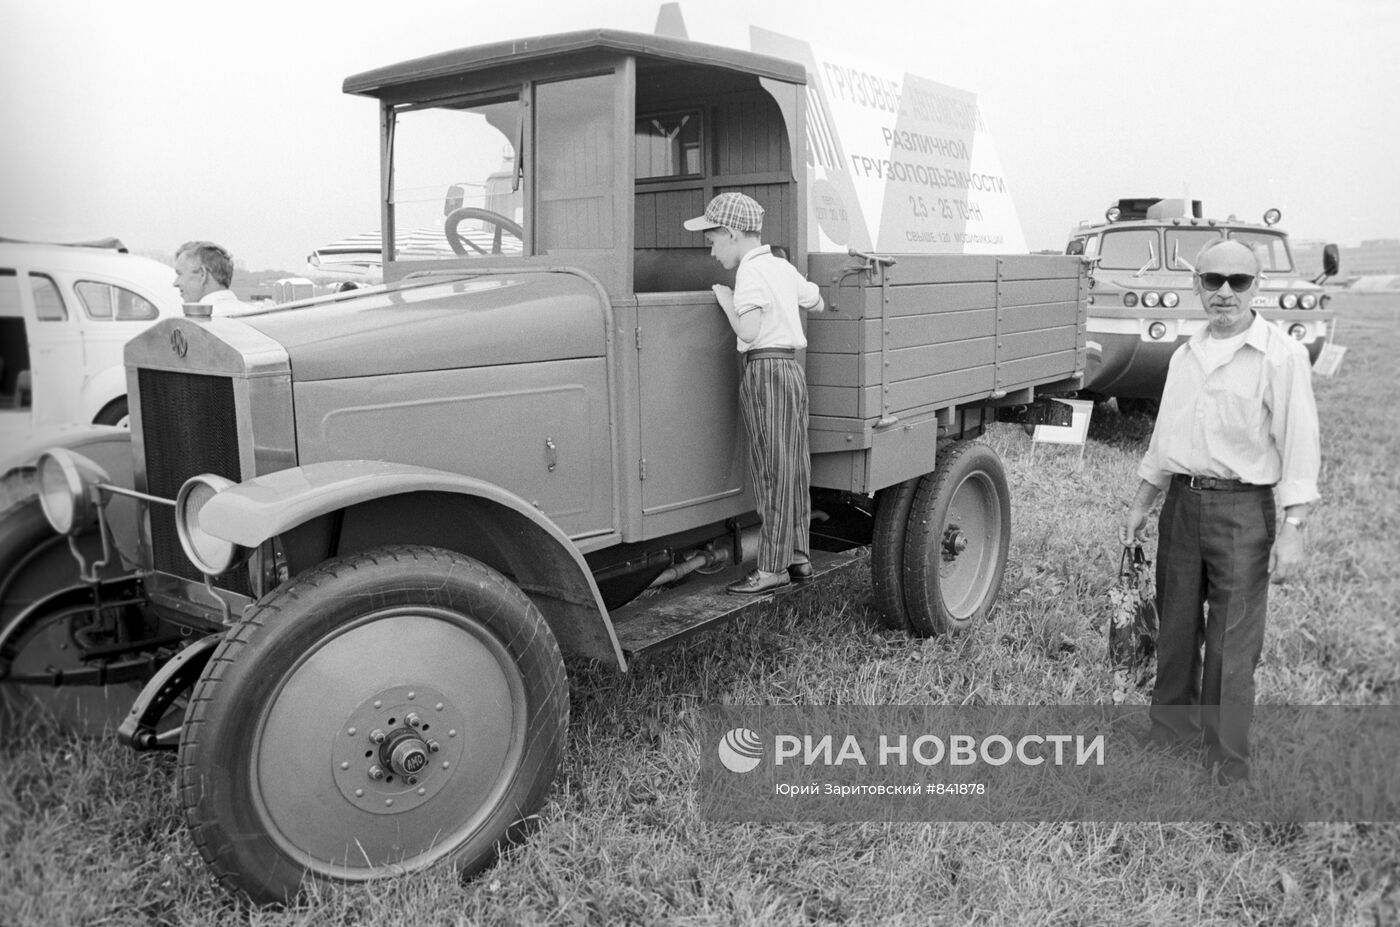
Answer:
[{"xmin": 390, "ymin": 95, "xmax": 524, "ymax": 261}]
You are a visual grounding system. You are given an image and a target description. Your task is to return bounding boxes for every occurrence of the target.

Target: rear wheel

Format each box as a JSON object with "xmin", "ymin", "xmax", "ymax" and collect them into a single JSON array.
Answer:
[
  {"xmin": 901, "ymin": 441, "xmax": 1010, "ymax": 636},
  {"xmin": 179, "ymin": 545, "xmax": 569, "ymax": 904},
  {"xmin": 870, "ymin": 479, "xmax": 918, "ymax": 632}
]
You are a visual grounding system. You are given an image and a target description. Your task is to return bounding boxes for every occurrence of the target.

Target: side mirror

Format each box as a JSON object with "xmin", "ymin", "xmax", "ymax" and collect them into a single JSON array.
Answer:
[
  {"xmin": 1066, "ymin": 240, "xmax": 1085, "ymax": 256},
  {"xmin": 1322, "ymin": 243, "xmax": 1340, "ymax": 278}
]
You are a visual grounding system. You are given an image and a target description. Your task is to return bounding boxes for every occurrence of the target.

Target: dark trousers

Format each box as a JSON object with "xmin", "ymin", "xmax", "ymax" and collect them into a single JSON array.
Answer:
[
  {"xmin": 1149, "ymin": 481, "xmax": 1275, "ymax": 780},
  {"xmin": 738, "ymin": 356, "xmax": 811, "ymax": 574}
]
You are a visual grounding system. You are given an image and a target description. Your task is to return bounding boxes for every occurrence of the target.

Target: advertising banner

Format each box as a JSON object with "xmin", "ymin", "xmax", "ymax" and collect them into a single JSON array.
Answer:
[{"xmin": 751, "ymin": 27, "xmax": 1027, "ymax": 256}]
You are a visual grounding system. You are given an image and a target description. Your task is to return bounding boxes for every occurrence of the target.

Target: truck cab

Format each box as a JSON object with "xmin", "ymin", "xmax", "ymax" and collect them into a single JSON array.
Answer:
[
  {"xmin": 1067, "ymin": 197, "xmax": 1338, "ymax": 409},
  {"xmin": 3, "ymin": 27, "xmax": 1085, "ymax": 904}
]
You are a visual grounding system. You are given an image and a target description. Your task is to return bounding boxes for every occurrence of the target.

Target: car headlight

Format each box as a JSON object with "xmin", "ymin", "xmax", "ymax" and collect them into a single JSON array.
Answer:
[
  {"xmin": 36, "ymin": 449, "xmax": 110, "ymax": 536},
  {"xmin": 176, "ymin": 474, "xmax": 242, "ymax": 576}
]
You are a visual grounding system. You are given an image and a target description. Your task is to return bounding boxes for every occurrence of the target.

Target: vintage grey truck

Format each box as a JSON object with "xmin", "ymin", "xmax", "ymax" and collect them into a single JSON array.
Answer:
[{"xmin": 0, "ymin": 29, "xmax": 1084, "ymax": 902}]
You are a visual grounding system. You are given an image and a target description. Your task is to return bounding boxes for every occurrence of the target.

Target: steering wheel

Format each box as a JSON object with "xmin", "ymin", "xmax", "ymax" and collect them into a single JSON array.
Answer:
[{"xmin": 444, "ymin": 207, "xmax": 524, "ymax": 256}]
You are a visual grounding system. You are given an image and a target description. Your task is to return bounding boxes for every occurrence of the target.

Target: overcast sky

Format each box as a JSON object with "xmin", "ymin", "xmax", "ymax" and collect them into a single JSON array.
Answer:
[{"xmin": 3, "ymin": 0, "xmax": 1396, "ymax": 271}]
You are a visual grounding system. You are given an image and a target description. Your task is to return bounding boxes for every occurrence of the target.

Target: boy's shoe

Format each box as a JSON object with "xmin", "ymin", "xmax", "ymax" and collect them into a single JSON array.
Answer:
[
  {"xmin": 788, "ymin": 562, "xmax": 814, "ymax": 581},
  {"xmin": 727, "ymin": 570, "xmax": 790, "ymax": 595}
]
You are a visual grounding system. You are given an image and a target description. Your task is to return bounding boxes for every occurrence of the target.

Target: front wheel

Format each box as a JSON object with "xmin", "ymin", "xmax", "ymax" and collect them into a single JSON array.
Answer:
[
  {"xmin": 179, "ymin": 546, "xmax": 569, "ymax": 904},
  {"xmin": 901, "ymin": 441, "xmax": 1011, "ymax": 636}
]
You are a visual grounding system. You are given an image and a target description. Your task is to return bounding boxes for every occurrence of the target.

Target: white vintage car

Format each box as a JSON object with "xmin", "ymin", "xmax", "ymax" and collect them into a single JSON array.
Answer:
[{"xmin": 0, "ymin": 238, "xmax": 184, "ymax": 432}]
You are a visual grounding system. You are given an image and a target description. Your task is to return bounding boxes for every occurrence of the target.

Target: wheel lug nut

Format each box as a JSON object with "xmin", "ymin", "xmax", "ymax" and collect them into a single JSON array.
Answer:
[
  {"xmin": 369, "ymin": 729, "xmax": 386, "ymax": 744},
  {"xmin": 405, "ymin": 713, "xmax": 421, "ymax": 728},
  {"xmin": 367, "ymin": 765, "xmax": 385, "ymax": 781},
  {"xmin": 428, "ymin": 740, "xmax": 440, "ymax": 753}
]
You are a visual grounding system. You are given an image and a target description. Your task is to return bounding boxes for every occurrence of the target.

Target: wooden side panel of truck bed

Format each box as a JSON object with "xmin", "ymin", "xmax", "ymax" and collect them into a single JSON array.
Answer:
[{"xmin": 804, "ymin": 253, "xmax": 1085, "ymax": 494}]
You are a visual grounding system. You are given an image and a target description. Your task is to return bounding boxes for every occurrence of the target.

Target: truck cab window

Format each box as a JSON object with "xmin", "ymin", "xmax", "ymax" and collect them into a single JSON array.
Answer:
[
  {"xmin": 635, "ymin": 110, "xmax": 702, "ymax": 179},
  {"xmin": 1229, "ymin": 230, "xmax": 1293, "ymax": 273},
  {"xmin": 1097, "ymin": 230, "xmax": 1159, "ymax": 271},
  {"xmin": 391, "ymin": 96, "xmax": 524, "ymax": 260}
]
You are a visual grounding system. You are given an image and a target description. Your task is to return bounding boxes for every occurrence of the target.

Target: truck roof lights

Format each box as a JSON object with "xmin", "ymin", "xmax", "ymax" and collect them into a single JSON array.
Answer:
[{"xmin": 1264, "ymin": 208, "xmax": 1282, "ymax": 226}]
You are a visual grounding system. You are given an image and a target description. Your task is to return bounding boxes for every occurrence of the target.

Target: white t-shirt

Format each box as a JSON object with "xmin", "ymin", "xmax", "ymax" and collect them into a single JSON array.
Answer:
[{"xmin": 732, "ymin": 245, "xmax": 822, "ymax": 352}]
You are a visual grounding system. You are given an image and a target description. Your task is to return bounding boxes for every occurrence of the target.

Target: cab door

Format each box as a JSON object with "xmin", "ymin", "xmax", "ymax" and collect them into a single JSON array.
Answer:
[{"xmin": 635, "ymin": 292, "xmax": 751, "ymax": 538}]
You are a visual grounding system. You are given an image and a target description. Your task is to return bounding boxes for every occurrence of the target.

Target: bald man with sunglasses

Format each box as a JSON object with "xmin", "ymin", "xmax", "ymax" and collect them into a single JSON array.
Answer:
[{"xmin": 1120, "ymin": 238, "xmax": 1321, "ymax": 784}]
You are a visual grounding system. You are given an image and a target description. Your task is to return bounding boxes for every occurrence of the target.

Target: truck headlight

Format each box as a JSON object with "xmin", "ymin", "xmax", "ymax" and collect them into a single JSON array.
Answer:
[
  {"xmin": 176, "ymin": 474, "xmax": 243, "ymax": 576},
  {"xmin": 1287, "ymin": 323, "xmax": 1307, "ymax": 341},
  {"xmin": 1300, "ymin": 294, "xmax": 1317, "ymax": 309},
  {"xmin": 1148, "ymin": 321, "xmax": 1168, "ymax": 340},
  {"xmin": 1280, "ymin": 293, "xmax": 1298, "ymax": 309},
  {"xmin": 36, "ymin": 449, "xmax": 109, "ymax": 536},
  {"xmin": 1162, "ymin": 292, "xmax": 1180, "ymax": 308}
]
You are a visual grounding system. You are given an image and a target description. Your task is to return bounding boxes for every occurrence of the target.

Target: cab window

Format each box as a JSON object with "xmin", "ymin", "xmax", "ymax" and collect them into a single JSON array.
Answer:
[
  {"xmin": 1164, "ymin": 229, "xmax": 1221, "ymax": 271},
  {"xmin": 76, "ymin": 281, "xmax": 160, "ymax": 321},
  {"xmin": 390, "ymin": 93, "xmax": 524, "ymax": 260},
  {"xmin": 1097, "ymin": 230, "xmax": 1159, "ymax": 271},
  {"xmin": 31, "ymin": 274, "xmax": 66, "ymax": 321},
  {"xmin": 1229, "ymin": 231, "xmax": 1293, "ymax": 273},
  {"xmin": 635, "ymin": 110, "xmax": 702, "ymax": 179}
]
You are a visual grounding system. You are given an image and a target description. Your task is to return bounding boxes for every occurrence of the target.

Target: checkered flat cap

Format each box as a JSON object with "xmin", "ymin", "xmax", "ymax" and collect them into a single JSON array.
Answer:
[{"xmin": 683, "ymin": 192, "xmax": 764, "ymax": 233}]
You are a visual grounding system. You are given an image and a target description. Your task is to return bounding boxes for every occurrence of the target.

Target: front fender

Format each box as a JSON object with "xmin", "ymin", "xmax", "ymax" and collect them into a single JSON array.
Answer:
[
  {"xmin": 200, "ymin": 460, "xmax": 626, "ymax": 669},
  {"xmin": 0, "ymin": 425, "xmax": 142, "ymax": 569}
]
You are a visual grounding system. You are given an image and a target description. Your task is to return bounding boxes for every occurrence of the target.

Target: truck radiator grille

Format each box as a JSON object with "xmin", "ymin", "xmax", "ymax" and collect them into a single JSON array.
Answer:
[{"xmin": 138, "ymin": 368, "xmax": 251, "ymax": 596}]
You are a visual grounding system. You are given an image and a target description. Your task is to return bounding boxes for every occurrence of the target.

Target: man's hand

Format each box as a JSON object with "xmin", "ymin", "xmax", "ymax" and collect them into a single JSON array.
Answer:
[
  {"xmin": 1119, "ymin": 480, "xmax": 1161, "ymax": 547},
  {"xmin": 1120, "ymin": 506, "xmax": 1151, "ymax": 547},
  {"xmin": 1269, "ymin": 522, "xmax": 1306, "ymax": 582}
]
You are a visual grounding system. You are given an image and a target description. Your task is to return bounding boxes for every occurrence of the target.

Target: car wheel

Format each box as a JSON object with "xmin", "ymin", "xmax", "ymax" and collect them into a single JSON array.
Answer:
[
  {"xmin": 901, "ymin": 441, "xmax": 1011, "ymax": 636},
  {"xmin": 93, "ymin": 397, "xmax": 130, "ymax": 428},
  {"xmin": 179, "ymin": 545, "xmax": 569, "ymax": 904}
]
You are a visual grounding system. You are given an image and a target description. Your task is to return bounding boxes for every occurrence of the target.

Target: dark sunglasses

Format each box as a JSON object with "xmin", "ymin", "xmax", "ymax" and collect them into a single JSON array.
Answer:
[{"xmin": 1198, "ymin": 272, "xmax": 1256, "ymax": 293}]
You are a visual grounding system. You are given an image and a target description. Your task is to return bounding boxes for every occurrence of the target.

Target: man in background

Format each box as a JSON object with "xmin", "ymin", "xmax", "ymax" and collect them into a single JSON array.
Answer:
[
  {"xmin": 174, "ymin": 240, "xmax": 255, "ymax": 316},
  {"xmin": 1120, "ymin": 238, "xmax": 1321, "ymax": 784}
]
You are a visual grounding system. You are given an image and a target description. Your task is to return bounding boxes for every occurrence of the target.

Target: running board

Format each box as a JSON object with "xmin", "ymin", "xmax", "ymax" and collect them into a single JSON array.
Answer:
[{"xmin": 609, "ymin": 547, "xmax": 869, "ymax": 656}]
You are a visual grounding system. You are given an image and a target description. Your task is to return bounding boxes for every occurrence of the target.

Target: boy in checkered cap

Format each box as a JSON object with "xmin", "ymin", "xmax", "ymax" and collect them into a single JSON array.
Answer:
[{"xmin": 684, "ymin": 192, "xmax": 825, "ymax": 594}]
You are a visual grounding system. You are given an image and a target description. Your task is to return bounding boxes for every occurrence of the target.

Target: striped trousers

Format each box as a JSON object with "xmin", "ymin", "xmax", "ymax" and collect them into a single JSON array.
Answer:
[{"xmin": 738, "ymin": 355, "xmax": 811, "ymax": 574}]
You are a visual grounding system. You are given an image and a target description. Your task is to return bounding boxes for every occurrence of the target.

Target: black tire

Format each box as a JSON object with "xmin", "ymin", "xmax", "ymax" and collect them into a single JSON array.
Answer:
[
  {"xmin": 93, "ymin": 396, "xmax": 130, "ymax": 428},
  {"xmin": 901, "ymin": 441, "xmax": 1011, "ymax": 636},
  {"xmin": 870, "ymin": 478, "xmax": 918, "ymax": 632},
  {"xmin": 179, "ymin": 545, "xmax": 569, "ymax": 905},
  {"xmin": 0, "ymin": 473, "xmax": 147, "ymax": 735}
]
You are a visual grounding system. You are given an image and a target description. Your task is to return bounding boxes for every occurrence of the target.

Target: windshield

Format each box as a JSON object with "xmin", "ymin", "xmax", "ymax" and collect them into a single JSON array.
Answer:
[
  {"xmin": 1097, "ymin": 229, "xmax": 1159, "ymax": 271},
  {"xmin": 390, "ymin": 95, "xmax": 524, "ymax": 260},
  {"xmin": 1163, "ymin": 229, "xmax": 1222, "ymax": 272},
  {"xmin": 1229, "ymin": 230, "xmax": 1294, "ymax": 273}
]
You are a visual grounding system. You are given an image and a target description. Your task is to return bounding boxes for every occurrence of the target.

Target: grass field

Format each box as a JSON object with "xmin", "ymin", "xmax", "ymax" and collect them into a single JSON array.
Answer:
[{"xmin": 1, "ymin": 294, "xmax": 1396, "ymax": 926}]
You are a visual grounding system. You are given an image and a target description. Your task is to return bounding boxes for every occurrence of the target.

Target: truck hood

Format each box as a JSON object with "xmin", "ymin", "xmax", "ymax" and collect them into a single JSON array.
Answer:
[{"xmin": 234, "ymin": 272, "xmax": 607, "ymax": 381}]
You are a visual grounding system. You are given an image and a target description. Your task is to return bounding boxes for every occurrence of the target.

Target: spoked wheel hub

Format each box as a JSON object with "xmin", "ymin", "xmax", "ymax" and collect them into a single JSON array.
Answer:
[{"xmin": 332, "ymin": 684, "xmax": 466, "ymax": 814}]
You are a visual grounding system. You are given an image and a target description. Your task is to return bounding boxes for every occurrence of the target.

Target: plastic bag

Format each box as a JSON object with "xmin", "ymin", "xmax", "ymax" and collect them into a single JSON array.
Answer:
[{"xmin": 1107, "ymin": 544, "xmax": 1158, "ymax": 702}]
